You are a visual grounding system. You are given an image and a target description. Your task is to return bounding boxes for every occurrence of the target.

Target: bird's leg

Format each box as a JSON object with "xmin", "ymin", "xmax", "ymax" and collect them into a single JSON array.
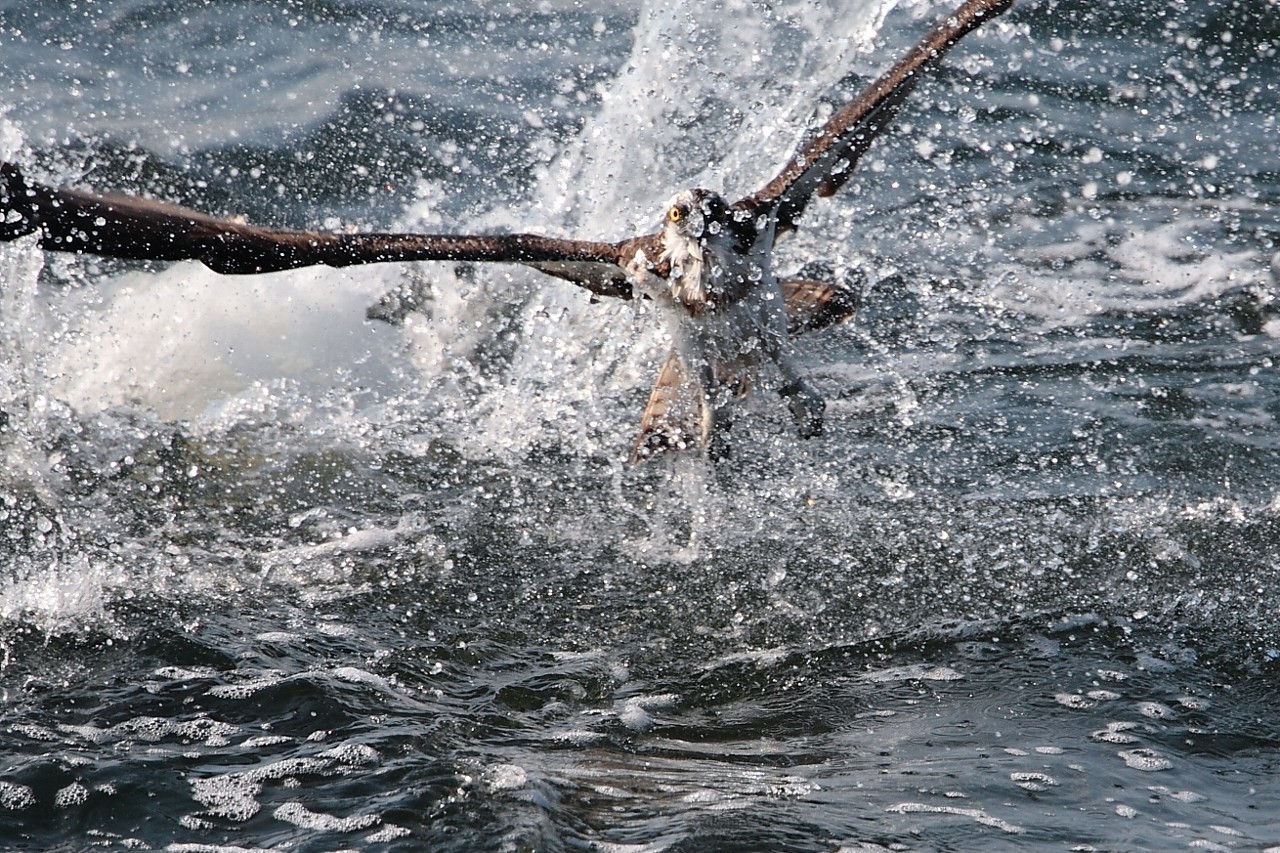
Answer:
[
  {"xmin": 781, "ymin": 380, "xmax": 825, "ymax": 438},
  {"xmin": 693, "ymin": 358, "xmax": 720, "ymax": 456},
  {"xmin": 705, "ymin": 369, "xmax": 745, "ymax": 461},
  {"xmin": 774, "ymin": 350, "xmax": 825, "ymax": 439},
  {"xmin": 707, "ymin": 401, "xmax": 736, "ymax": 461}
]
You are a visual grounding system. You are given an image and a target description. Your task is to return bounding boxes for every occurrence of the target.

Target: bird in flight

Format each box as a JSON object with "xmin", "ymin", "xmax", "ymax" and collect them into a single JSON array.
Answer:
[{"xmin": 0, "ymin": 0, "xmax": 1012, "ymax": 461}]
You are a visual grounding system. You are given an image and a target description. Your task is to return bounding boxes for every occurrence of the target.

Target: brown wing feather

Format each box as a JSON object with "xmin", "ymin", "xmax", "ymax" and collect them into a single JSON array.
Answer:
[
  {"xmin": 781, "ymin": 278, "xmax": 860, "ymax": 334},
  {"xmin": 0, "ymin": 162, "xmax": 638, "ymax": 299},
  {"xmin": 734, "ymin": 0, "xmax": 1013, "ymax": 236}
]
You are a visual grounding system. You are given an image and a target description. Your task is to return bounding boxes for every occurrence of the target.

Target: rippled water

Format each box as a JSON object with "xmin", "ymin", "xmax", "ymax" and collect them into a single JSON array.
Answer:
[{"xmin": 2, "ymin": 0, "xmax": 1280, "ymax": 850}]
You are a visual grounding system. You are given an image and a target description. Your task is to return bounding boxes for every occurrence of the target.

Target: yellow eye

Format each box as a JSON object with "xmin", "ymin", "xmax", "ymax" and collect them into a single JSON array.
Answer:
[{"xmin": 668, "ymin": 206, "xmax": 684, "ymax": 222}]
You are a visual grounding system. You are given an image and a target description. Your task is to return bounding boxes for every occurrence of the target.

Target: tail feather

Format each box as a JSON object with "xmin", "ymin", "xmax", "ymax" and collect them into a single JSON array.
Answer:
[{"xmin": 630, "ymin": 351, "xmax": 707, "ymax": 462}]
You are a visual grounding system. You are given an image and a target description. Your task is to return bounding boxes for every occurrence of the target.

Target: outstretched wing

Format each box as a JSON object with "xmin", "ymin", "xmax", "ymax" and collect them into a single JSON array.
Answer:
[
  {"xmin": 0, "ymin": 161, "xmax": 651, "ymax": 299},
  {"xmin": 734, "ymin": 0, "xmax": 1012, "ymax": 236}
]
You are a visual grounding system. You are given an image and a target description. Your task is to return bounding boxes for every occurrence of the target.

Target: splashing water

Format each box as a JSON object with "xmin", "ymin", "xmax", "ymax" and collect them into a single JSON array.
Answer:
[
  {"xmin": 2, "ymin": 0, "xmax": 1280, "ymax": 849},
  {"xmin": 394, "ymin": 0, "xmax": 902, "ymax": 462}
]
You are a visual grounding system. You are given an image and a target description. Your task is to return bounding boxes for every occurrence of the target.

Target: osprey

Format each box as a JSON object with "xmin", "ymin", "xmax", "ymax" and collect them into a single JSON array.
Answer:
[{"xmin": 0, "ymin": 0, "xmax": 1012, "ymax": 461}]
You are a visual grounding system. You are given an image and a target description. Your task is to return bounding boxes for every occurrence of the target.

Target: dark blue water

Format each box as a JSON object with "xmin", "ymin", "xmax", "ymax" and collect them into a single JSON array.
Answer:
[{"xmin": 3, "ymin": 0, "xmax": 1280, "ymax": 850}]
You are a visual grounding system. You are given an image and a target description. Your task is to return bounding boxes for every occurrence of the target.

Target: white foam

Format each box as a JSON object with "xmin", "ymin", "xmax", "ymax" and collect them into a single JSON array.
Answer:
[
  {"xmin": 54, "ymin": 782, "xmax": 90, "ymax": 807},
  {"xmin": 253, "ymin": 632, "xmax": 301, "ymax": 645},
  {"xmin": 364, "ymin": 824, "xmax": 412, "ymax": 843},
  {"xmin": 864, "ymin": 663, "xmax": 964, "ymax": 683},
  {"xmin": 994, "ymin": 202, "xmax": 1275, "ymax": 332},
  {"xmin": 207, "ymin": 676, "xmax": 287, "ymax": 700},
  {"xmin": 887, "ymin": 801, "xmax": 1023, "ymax": 834},
  {"xmin": 1010, "ymin": 771, "xmax": 1057, "ymax": 791},
  {"xmin": 1119, "ymin": 748, "xmax": 1174, "ymax": 772},
  {"xmin": 318, "ymin": 742, "xmax": 380, "ymax": 766},
  {"xmin": 327, "ymin": 666, "xmax": 391, "ymax": 696},
  {"xmin": 166, "ymin": 840, "xmax": 273, "ymax": 845},
  {"xmin": 154, "ymin": 666, "xmax": 221, "ymax": 681},
  {"xmin": 1150, "ymin": 786, "xmax": 1207, "ymax": 803},
  {"xmin": 618, "ymin": 692, "xmax": 679, "ymax": 731},
  {"xmin": 1136, "ymin": 701, "xmax": 1178, "ymax": 720},
  {"xmin": 189, "ymin": 776, "xmax": 262, "ymax": 821},
  {"xmin": 0, "ymin": 781, "xmax": 35, "ymax": 810},
  {"xmin": 240, "ymin": 755, "xmax": 332, "ymax": 783},
  {"xmin": 10, "ymin": 723, "xmax": 57, "ymax": 741},
  {"xmin": 552, "ymin": 728, "xmax": 608, "ymax": 746},
  {"xmin": 593, "ymin": 841, "xmax": 677, "ymax": 853},
  {"xmin": 1053, "ymin": 692, "xmax": 1097, "ymax": 710},
  {"xmin": 272, "ymin": 802, "xmax": 379, "ymax": 832},
  {"xmin": 1092, "ymin": 722, "xmax": 1140, "ymax": 745},
  {"xmin": 57, "ymin": 723, "xmax": 109, "ymax": 744},
  {"xmin": 258, "ymin": 526, "xmax": 402, "ymax": 573},
  {"xmin": 482, "ymin": 763, "xmax": 530, "ymax": 792},
  {"xmin": 187, "ymin": 748, "xmax": 363, "ymax": 827}
]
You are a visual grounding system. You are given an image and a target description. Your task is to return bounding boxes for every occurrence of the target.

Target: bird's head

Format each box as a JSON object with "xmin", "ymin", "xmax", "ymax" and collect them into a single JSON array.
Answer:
[
  {"xmin": 661, "ymin": 188, "xmax": 730, "ymax": 244},
  {"xmin": 657, "ymin": 188, "xmax": 740, "ymax": 309}
]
